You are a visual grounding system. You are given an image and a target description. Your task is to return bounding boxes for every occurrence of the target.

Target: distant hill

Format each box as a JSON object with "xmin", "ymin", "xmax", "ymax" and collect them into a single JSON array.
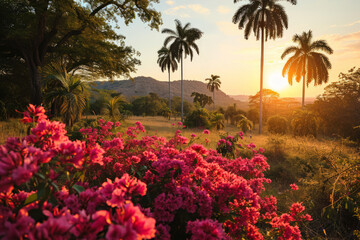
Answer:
[
  {"xmin": 230, "ymin": 95, "xmax": 317, "ymax": 105},
  {"xmin": 93, "ymin": 76, "xmax": 247, "ymax": 108}
]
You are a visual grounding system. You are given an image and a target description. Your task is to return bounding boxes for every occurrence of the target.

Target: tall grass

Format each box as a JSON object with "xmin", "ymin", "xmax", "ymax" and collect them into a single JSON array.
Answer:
[{"xmin": 0, "ymin": 119, "xmax": 28, "ymax": 144}]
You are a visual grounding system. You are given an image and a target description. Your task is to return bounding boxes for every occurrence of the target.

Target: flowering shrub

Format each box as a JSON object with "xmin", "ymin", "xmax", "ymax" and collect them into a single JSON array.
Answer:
[{"xmin": 0, "ymin": 104, "xmax": 312, "ymax": 239}]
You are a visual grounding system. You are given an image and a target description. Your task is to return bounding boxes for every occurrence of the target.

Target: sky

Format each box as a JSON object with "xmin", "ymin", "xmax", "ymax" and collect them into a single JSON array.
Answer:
[{"xmin": 115, "ymin": 0, "xmax": 360, "ymax": 98}]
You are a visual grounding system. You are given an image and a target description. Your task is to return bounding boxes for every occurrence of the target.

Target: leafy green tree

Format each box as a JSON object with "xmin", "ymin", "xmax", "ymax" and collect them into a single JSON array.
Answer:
[
  {"xmin": 311, "ymin": 67, "xmax": 360, "ymax": 140},
  {"xmin": 171, "ymin": 96, "xmax": 194, "ymax": 119},
  {"xmin": 205, "ymin": 75, "xmax": 221, "ymax": 110},
  {"xmin": 0, "ymin": 54, "xmax": 31, "ymax": 116},
  {"xmin": 232, "ymin": 0, "xmax": 297, "ymax": 134},
  {"xmin": 132, "ymin": 93, "xmax": 167, "ymax": 116},
  {"xmin": 157, "ymin": 46, "xmax": 178, "ymax": 119},
  {"xmin": 267, "ymin": 115, "xmax": 288, "ymax": 134},
  {"xmin": 249, "ymin": 88, "xmax": 279, "ymax": 122},
  {"xmin": 291, "ymin": 109, "xmax": 318, "ymax": 137},
  {"xmin": 0, "ymin": 0, "xmax": 161, "ymax": 104},
  {"xmin": 281, "ymin": 30, "xmax": 333, "ymax": 108},
  {"xmin": 184, "ymin": 108, "xmax": 212, "ymax": 129},
  {"xmin": 162, "ymin": 19, "xmax": 203, "ymax": 122},
  {"xmin": 43, "ymin": 62, "xmax": 87, "ymax": 126},
  {"xmin": 191, "ymin": 92, "xmax": 213, "ymax": 108}
]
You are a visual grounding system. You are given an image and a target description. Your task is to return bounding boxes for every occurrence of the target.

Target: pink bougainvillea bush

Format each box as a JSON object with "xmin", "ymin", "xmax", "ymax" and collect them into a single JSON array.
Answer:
[{"xmin": 0, "ymin": 104, "xmax": 311, "ymax": 239}]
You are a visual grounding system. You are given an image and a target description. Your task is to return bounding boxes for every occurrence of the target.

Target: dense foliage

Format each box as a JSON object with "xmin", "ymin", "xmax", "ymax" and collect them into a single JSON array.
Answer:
[
  {"xmin": 311, "ymin": 67, "xmax": 360, "ymax": 140},
  {"xmin": 0, "ymin": 0, "xmax": 161, "ymax": 104},
  {"xmin": 0, "ymin": 104, "xmax": 312, "ymax": 239},
  {"xmin": 267, "ymin": 116, "xmax": 288, "ymax": 135}
]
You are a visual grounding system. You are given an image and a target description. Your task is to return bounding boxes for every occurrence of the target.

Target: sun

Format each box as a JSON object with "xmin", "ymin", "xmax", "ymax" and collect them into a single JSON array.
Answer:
[{"xmin": 267, "ymin": 72, "xmax": 289, "ymax": 91}]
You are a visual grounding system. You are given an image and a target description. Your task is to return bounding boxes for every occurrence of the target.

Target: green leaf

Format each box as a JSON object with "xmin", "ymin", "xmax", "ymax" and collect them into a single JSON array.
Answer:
[
  {"xmin": 72, "ymin": 184, "xmax": 85, "ymax": 194},
  {"xmin": 24, "ymin": 193, "xmax": 38, "ymax": 205},
  {"xmin": 50, "ymin": 181, "xmax": 59, "ymax": 192}
]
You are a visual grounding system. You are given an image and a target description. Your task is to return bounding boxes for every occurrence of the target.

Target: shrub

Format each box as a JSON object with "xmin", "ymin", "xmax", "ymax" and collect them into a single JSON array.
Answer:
[
  {"xmin": 0, "ymin": 104, "xmax": 313, "ymax": 240},
  {"xmin": 211, "ymin": 112, "xmax": 225, "ymax": 130},
  {"xmin": 291, "ymin": 110, "xmax": 318, "ymax": 137},
  {"xmin": 267, "ymin": 115, "xmax": 288, "ymax": 134},
  {"xmin": 184, "ymin": 108, "xmax": 212, "ymax": 129}
]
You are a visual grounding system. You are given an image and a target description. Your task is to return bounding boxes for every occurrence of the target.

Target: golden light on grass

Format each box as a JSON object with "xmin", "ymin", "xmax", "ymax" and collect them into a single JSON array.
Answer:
[{"xmin": 267, "ymin": 72, "xmax": 289, "ymax": 92}]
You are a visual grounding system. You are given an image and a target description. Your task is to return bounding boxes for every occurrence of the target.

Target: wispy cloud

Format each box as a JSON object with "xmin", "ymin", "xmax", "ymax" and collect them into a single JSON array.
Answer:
[
  {"xmin": 217, "ymin": 5, "xmax": 230, "ymax": 14},
  {"xmin": 320, "ymin": 31, "xmax": 360, "ymax": 59},
  {"xmin": 334, "ymin": 30, "xmax": 360, "ymax": 41},
  {"xmin": 164, "ymin": 4, "xmax": 210, "ymax": 17},
  {"xmin": 188, "ymin": 4, "xmax": 210, "ymax": 14},
  {"xmin": 166, "ymin": 0, "xmax": 175, "ymax": 5},
  {"xmin": 331, "ymin": 20, "xmax": 360, "ymax": 28}
]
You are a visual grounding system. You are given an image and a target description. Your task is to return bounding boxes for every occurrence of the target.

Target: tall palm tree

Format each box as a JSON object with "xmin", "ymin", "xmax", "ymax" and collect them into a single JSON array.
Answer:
[
  {"xmin": 162, "ymin": 19, "xmax": 203, "ymax": 122},
  {"xmin": 43, "ymin": 62, "xmax": 87, "ymax": 126},
  {"xmin": 232, "ymin": 0, "xmax": 297, "ymax": 134},
  {"xmin": 281, "ymin": 30, "xmax": 333, "ymax": 108},
  {"xmin": 157, "ymin": 46, "xmax": 178, "ymax": 119},
  {"xmin": 205, "ymin": 74, "xmax": 221, "ymax": 110}
]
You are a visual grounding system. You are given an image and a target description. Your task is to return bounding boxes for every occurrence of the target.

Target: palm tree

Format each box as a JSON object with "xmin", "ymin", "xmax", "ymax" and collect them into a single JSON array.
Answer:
[
  {"xmin": 211, "ymin": 113, "xmax": 225, "ymax": 130},
  {"xmin": 237, "ymin": 114, "xmax": 254, "ymax": 133},
  {"xmin": 162, "ymin": 19, "xmax": 203, "ymax": 122},
  {"xmin": 281, "ymin": 30, "xmax": 333, "ymax": 108},
  {"xmin": 43, "ymin": 62, "xmax": 87, "ymax": 126},
  {"xmin": 232, "ymin": 0, "xmax": 297, "ymax": 134},
  {"xmin": 205, "ymin": 74, "xmax": 221, "ymax": 110},
  {"xmin": 102, "ymin": 95, "xmax": 126, "ymax": 122},
  {"xmin": 157, "ymin": 46, "xmax": 178, "ymax": 119}
]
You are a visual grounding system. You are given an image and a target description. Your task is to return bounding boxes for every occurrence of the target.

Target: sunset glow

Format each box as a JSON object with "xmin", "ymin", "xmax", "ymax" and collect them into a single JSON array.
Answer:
[{"xmin": 267, "ymin": 72, "xmax": 289, "ymax": 92}]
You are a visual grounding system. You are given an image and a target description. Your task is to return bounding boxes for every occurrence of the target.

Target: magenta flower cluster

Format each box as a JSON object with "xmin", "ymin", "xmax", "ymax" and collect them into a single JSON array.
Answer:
[{"xmin": 0, "ymin": 104, "xmax": 312, "ymax": 239}]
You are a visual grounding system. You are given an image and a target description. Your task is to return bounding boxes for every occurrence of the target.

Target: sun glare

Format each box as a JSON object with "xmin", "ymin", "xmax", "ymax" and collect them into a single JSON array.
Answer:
[{"xmin": 267, "ymin": 72, "xmax": 289, "ymax": 91}]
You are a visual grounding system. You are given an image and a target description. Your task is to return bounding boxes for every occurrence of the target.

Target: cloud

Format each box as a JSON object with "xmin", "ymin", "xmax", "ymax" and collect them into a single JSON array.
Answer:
[
  {"xmin": 166, "ymin": 0, "xmax": 175, "ymax": 5},
  {"xmin": 334, "ymin": 31, "xmax": 360, "ymax": 41},
  {"xmin": 164, "ymin": 5, "xmax": 189, "ymax": 17},
  {"xmin": 331, "ymin": 20, "xmax": 360, "ymax": 28},
  {"xmin": 188, "ymin": 4, "xmax": 210, "ymax": 14},
  {"xmin": 164, "ymin": 4, "xmax": 210, "ymax": 17},
  {"xmin": 319, "ymin": 31, "xmax": 360, "ymax": 59},
  {"xmin": 217, "ymin": 5, "xmax": 230, "ymax": 14}
]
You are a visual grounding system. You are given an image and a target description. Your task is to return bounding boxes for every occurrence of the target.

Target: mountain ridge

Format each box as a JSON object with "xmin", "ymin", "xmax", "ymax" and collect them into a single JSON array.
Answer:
[{"xmin": 93, "ymin": 76, "xmax": 247, "ymax": 108}]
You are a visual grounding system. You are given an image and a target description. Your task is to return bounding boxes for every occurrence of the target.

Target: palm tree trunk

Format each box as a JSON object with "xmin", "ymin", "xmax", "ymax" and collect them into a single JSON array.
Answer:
[
  {"xmin": 302, "ymin": 60, "xmax": 306, "ymax": 109},
  {"xmin": 168, "ymin": 68, "xmax": 171, "ymax": 120},
  {"xmin": 181, "ymin": 51, "xmax": 184, "ymax": 122},
  {"xmin": 213, "ymin": 91, "xmax": 215, "ymax": 110},
  {"xmin": 259, "ymin": 24, "xmax": 265, "ymax": 134}
]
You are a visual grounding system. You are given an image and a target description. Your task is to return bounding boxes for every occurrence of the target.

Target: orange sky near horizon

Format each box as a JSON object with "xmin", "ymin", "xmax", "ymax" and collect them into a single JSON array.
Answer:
[{"xmin": 114, "ymin": 0, "xmax": 360, "ymax": 98}]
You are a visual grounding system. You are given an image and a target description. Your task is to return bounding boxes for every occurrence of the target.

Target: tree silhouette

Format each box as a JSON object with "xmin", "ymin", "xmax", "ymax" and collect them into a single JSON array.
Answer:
[
  {"xmin": 162, "ymin": 19, "xmax": 203, "ymax": 122},
  {"xmin": 157, "ymin": 46, "xmax": 178, "ymax": 119},
  {"xmin": 205, "ymin": 74, "xmax": 221, "ymax": 110},
  {"xmin": 232, "ymin": 0, "xmax": 297, "ymax": 133},
  {"xmin": 281, "ymin": 30, "xmax": 333, "ymax": 108},
  {"xmin": 191, "ymin": 92, "xmax": 213, "ymax": 108}
]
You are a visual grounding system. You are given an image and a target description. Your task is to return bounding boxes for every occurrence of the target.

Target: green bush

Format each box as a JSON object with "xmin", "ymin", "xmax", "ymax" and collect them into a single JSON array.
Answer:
[
  {"xmin": 184, "ymin": 108, "xmax": 212, "ymax": 129},
  {"xmin": 267, "ymin": 115, "xmax": 288, "ymax": 134},
  {"xmin": 291, "ymin": 110, "xmax": 318, "ymax": 137}
]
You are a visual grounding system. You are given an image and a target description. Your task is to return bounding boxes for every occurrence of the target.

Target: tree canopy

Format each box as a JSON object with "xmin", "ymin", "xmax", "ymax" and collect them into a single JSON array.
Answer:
[
  {"xmin": 0, "ymin": 0, "xmax": 162, "ymax": 104},
  {"xmin": 311, "ymin": 67, "xmax": 360, "ymax": 140}
]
